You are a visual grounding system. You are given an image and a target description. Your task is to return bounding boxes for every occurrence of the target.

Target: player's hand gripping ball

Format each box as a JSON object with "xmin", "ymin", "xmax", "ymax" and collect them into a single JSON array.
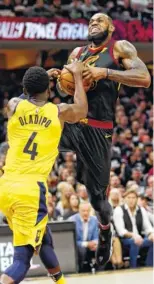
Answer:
[{"xmin": 58, "ymin": 62, "xmax": 92, "ymax": 96}]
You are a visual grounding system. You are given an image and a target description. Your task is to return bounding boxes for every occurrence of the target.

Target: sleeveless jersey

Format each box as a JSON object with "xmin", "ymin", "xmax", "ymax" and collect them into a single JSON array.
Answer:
[
  {"xmin": 77, "ymin": 40, "xmax": 122, "ymax": 122},
  {"xmin": 4, "ymin": 100, "xmax": 62, "ymax": 180}
]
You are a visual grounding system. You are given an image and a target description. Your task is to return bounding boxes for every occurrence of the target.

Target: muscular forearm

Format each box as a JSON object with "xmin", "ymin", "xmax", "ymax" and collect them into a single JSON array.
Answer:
[
  {"xmin": 74, "ymin": 73, "xmax": 88, "ymax": 115},
  {"xmin": 94, "ymin": 67, "xmax": 151, "ymax": 88},
  {"xmin": 107, "ymin": 68, "xmax": 151, "ymax": 88}
]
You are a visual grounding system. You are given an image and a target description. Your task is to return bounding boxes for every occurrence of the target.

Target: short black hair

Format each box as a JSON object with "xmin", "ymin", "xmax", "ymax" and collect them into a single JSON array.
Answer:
[{"xmin": 23, "ymin": 66, "xmax": 49, "ymax": 97}]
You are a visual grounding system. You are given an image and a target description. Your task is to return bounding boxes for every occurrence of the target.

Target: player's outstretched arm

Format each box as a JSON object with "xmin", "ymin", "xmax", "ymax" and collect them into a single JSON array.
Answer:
[
  {"xmin": 58, "ymin": 62, "xmax": 88, "ymax": 123},
  {"xmin": 7, "ymin": 97, "xmax": 22, "ymax": 119},
  {"xmin": 83, "ymin": 40, "xmax": 151, "ymax": 88}
]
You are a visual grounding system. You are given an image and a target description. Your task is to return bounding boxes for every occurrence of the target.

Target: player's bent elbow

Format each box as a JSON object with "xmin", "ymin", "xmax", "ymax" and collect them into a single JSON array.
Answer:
[
  {"xmin": 74, "ymin": 109, "xmax": 88, "ymax": 123},
  {"xmin": 80, "ymin": 108, "xmax": 88, "ymax": 120}
]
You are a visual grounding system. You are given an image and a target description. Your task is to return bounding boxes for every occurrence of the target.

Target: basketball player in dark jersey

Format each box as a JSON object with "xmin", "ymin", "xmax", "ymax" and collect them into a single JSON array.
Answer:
[{"xmin": 32, "ymin": 13, "xmax": 151, "ymax": 267}]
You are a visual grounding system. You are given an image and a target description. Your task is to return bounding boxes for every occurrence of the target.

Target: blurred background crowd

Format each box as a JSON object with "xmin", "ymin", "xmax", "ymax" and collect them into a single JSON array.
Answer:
[
  {"xmin": 0, "ymin": 65, "xmax": 153, "ymax": 272},
  {"xmin": 0, "ymin": 0, "xmax": 153, "ymax": 274},
  {"xmin": 0, "ymin": 0, "xmax": 153, "ymax": 21}
]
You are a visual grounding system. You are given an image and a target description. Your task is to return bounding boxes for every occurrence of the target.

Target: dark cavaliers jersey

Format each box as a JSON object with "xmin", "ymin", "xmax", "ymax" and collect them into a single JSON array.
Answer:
[{"xmin": 77, "ymin": 40, "xmax": 122, "ymax": 122}]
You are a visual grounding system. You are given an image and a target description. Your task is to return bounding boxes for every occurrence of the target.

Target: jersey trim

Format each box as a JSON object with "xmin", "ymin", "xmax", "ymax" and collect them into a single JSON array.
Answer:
[
  {"xmin": 109, "ymin": 40, "xmax": 120, "ymax": 66},
  {"xmin": 76, "ymin": 46, "xmax": 86, "ymax": 59},
  {"xmin": 88, "ymin": 38, "xmax": 111, "ymax": 53}
]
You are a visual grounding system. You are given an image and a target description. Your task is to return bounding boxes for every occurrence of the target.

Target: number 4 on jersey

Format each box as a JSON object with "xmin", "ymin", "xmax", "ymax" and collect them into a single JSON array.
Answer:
[{"xmin": 23, "ymin": 132, "xmax": 38, "ymax": 160}]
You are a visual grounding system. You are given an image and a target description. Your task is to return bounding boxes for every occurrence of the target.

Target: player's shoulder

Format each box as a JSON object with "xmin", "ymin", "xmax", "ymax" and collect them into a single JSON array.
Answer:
[
  {"xmin": 71, "ymin": 46, "xmax": 83, "ymax": 54},
  {"xmin": 114, "ymin": 39, "xmax": 133, "ymax": 46},
  {"xmin": 8, "ymin": 97, "xmax": 22, "ymax": 105},
  {"xmin": 46, "ymin": 102, "xmax": 59, "ymax": 116},
  {"xmin": 69, "ymin": 46, "xmax": 85, "ymax": 62},
  {"xmin": 7, "ymin": 97, "xmax": 22, "ymax": 112},
  {"xmin": 114, "ymin": 40, "xmax": 136, "ymax": 53},
  {"xmin": 7, "ymin": 97, "xmax": 23, "ymax": 119}
]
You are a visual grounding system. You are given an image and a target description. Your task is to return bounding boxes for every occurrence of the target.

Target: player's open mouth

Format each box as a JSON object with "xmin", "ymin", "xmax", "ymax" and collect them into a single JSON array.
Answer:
[{"xmin": 90, "ymin": 27, "xmax": 101, "ymax": 33}]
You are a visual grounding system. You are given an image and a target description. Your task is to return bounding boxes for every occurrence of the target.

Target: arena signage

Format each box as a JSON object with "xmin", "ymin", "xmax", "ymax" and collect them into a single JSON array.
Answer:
[
  {"xmin": 0, "ymin": 18, "xmax": 88, "ymax": 40},
  {"xmin": 0, "ymin": 17, "xmax": 152, "ymax": 42},
  {"xmin": 0, "ymin": 222, "xmax": 77, "ymax": 276}
]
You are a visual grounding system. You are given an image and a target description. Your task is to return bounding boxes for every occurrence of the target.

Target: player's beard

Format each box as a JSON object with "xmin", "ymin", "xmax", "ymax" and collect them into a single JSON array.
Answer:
[{"xmin": 88, "ymin": 29, "xmax": 109, "ymax": 46}]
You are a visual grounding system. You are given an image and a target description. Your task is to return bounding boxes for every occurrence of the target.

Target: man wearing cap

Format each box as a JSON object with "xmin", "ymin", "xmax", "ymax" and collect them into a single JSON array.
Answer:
[{"xmin": 113, "ymin": 188, "xmax": 154, "ymax": 268}]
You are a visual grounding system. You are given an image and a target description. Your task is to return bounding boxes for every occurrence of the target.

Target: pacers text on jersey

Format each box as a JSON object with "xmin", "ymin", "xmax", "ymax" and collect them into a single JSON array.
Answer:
[{"xmin": 18, "ymin": 115, "xmax": 51, "ymax": 128}]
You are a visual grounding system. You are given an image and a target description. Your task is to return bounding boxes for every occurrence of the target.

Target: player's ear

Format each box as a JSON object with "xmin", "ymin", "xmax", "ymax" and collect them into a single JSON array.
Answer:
[
  {"xmin": 23, "ymin": 87, "xmax": 28, "ymax": 96},
  {"xmin": 109, "ymin": 23, "xmax": 115, "ymax": 33}
]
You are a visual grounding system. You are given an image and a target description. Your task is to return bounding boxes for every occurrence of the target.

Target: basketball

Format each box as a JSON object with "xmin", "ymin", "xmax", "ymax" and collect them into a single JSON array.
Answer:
[{"xmin": 58, "ymin": 68, "xmax": 91, "ymax": 96}]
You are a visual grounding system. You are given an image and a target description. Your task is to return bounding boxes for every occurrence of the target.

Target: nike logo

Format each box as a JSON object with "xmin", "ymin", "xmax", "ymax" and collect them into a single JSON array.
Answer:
[{"xmin": 105, "ymin": 135, "xmax": 112, "ymax": 139}]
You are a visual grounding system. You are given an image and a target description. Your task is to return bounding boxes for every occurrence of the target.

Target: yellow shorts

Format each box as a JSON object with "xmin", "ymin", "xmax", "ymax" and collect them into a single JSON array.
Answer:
[{"xmin": 0, "ymin": 175, "xmax": 48, "ymax": 249}]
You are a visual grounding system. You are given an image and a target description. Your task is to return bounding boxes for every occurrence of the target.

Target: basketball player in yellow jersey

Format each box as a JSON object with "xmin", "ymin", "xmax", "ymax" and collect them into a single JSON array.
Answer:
[{"xmin": 0, "ymin": 61, "xmax": 88, "ymax": 284}]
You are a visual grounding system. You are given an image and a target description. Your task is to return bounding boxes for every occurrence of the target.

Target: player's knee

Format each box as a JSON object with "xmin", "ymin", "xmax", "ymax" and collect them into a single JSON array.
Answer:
[
  {"xmin": 90, "ymin": 189, "xmax": 109, "ymax": 212},
  {"xmin": 4, "ymin": 245, "xmax": 34, "ymax": 283},
  {"xmin": 90, "ymin": 193, "xmax": 112, "ymax": 224},
  {"xmin": 14, "ymin": 245, "xmax": 34, "ymax": 266}
]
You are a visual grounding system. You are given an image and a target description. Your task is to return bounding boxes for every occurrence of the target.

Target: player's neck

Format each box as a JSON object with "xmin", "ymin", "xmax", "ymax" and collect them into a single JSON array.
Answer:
[
  {"xmin": 90, "ymin": 36, "xmax": 111, "ymax": 48},
  {"xmin": 29, "ymin": 97, "xmax": 47, "ymax": 107}
]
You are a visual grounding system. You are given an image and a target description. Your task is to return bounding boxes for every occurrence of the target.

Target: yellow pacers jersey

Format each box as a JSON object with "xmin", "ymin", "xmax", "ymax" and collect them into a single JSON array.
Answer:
[{"xmin": 4, "ymin": 100, "xmax": 62, "ymax": 180}]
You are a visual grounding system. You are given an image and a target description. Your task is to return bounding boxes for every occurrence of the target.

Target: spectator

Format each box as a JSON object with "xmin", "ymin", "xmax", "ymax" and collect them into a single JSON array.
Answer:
[
  {"xmin": 115, "ymin": 116, "xmax": 129, "ymax": 133},
  {"xmin": 110, "ymin": 175, "xmax": 121, "ymax": 189},
  {"xmin": 63, "ymin": 0, "xmax": 83, "ymax": 19},
  {"xmin": 64, "ymin": 161, "xmax": 75, "ymax": 175},
  {"xmin": 131, "ymin": 168, "xmax": 146, "ymax": 194},
  {"xmin": 126, "ymin": 181, "xmax": 139, "ymax": 192},
  {"xmin": 0, "ymin": 0, "xmax": 15, "ymax": 16},
  {"xmin": 109, "ymin": 188, "xmax": 123, "ymax": 268},
  {"xmin": 131, "ymin": 120, "xmax": 140, "ymax": 136},
  {"xmin": 111, "ymin": 228, "xmax": 124, "ymax": 269},
  {"xmin": 24, "ymin": 0, "xmax": 53, "ymax": 17},
  {"xmin": 56, "ymin": 182, "xmax": 75, "ymax": 216},
  {"xmin": 145, "ymin": 175, "xmax": 153, "ymax": 201},
  {"xmin": 65, "ymin": 152, "xmax": 74, "ymax": 163},
  {"xmin": 50, "ymin": 0, "xmax": 65, "ymax": 18},
  {"xmin": 109, "ymin": 188, "xmax": 123, "ymax": 209},
  {"xmin": 14, "ymin": 0, "xmax": 26, "ymax": 16},
  {"xmin": 144, "ymin": 151, "xmax": 153, "ymax": 174},
  {"xmin": 59, "ymin": 168, "xmax": 70, "ymax": 181},
  {"xmin": 69, "ymin": 202, "xmax": 98, "ymax": 272},
  {"xmin": 48, "ymin": 192, "xmax": 61, "ymax": 221},
  {"xmin": 77, "ymin": 184, "xmax": 89, "ymax": 203},
  {"xmin": 63, "ymin": 193, "xmax": 80, "ymax": 220},
  {"xmin": 113, "ymin": 189, "xmax": 154, "ymax": 268},
  {"xmin": 138, "ymin": 194, "xmax": 153, "ymax": 226},
  {"xmin": 66, "ymin": 175, "xmax": 76, "ymax": 187},
  {"xmin": 81, "ymin": 0, "xmax": 99, "ymax": 20}
]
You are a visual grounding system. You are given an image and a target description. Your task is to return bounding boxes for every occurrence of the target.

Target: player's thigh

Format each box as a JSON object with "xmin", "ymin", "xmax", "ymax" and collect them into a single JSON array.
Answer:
[
  {"xmin": 11, "ymin": 180, "xmax": 48, "ymax": 248},
  {"xmin": 12, "ymin": 179, "xmax": 48, "ymax": 226},
  {"xmin": 59, "ymin": 123, "xmax": 80, "ymax": 152},
  {"xmin": 78, "ymin": 128, "xmax": 112, "ymax": 192},
  {"xmin": 0, "ymin": 177, "xmax": 13, "ymax": 216}
]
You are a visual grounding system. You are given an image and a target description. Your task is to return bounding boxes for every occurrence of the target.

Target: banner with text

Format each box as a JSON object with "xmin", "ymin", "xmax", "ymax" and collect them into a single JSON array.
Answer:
[{"xmin": 0, "ymin": 17, "xmax": 152, "ymax": 42}]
